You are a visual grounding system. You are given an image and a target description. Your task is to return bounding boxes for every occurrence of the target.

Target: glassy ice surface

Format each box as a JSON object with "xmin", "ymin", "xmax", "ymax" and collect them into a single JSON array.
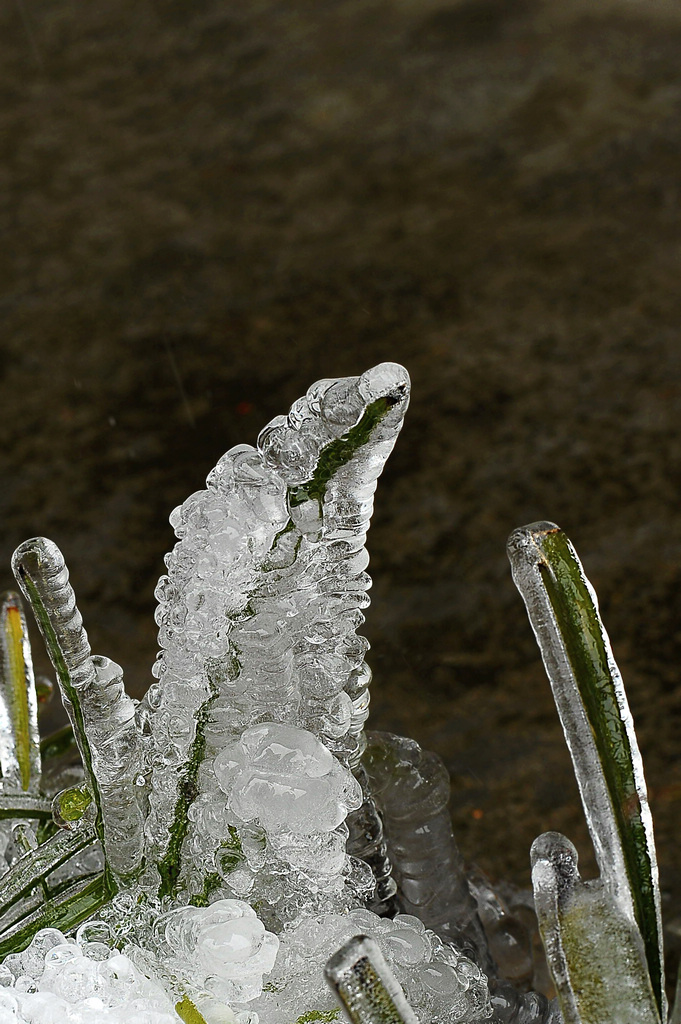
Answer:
[
  {"xmin": 141, "ymin": 362, "xmax": 411, "ymax": 917},
  {"xmin": 531, "ymin": 833, "xmax": 659, "ymax": 1024},
  {"xmin": 508, "ymin": 524, "xmax": 664, "ymax": 1023},
  {"xmin": 3, "ymin": 368, "xmax": 645, "ymax": 1024}
]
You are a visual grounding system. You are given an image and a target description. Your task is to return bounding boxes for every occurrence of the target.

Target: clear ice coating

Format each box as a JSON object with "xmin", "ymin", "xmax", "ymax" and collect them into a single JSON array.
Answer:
[
  {"xmin": 0, "ymin": 365, "xmax": 675, "ymax": 1024},
  {"xmin": 142, "ymin": 361, "xmax": 411, "ymax": 915},
  {"xmin": 508, "ymin": 523, "xmax": 665, "ymax": 1024}
]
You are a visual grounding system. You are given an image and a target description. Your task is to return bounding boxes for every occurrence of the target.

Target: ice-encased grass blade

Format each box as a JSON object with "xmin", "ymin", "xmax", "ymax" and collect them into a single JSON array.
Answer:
[
  {"xmin": 0, "ymin": 822, "xmax": 95, "ymax": 918},
  {"xmin": 11, "ymin": 538, "xmax": 140, "ymax": 883},
  {"xmin": 531, "ymin": 831, "xmax": 660, "ymax": 1024},
  {"xmin": 0, "ymin": 794, "xmax": 52, "ymax": 820},
  {"xmin": 325, "ymin": 935, "xmax": 419, "ymax": 1024},
  {"xmin": 11, "ymin": 539, "xmax": 106, "ymax": 827},
  {"xmin": 175, "ymin": 995, "xmax": 210, "ymax": 1024},
  {"xmin": 0, "ymin": 592, "xmax": 41, "ymax": 792},
  {"xmin": 0, "ymin": 871, "xmax": 110, "ymax": 959},
  {"xmin": 508, "ymin": 522, "xmax": 665, "ymax": 1018}
]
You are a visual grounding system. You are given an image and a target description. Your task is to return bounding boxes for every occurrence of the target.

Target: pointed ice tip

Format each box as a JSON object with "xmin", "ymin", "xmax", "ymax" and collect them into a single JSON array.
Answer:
[{"xmin": 358, "ymin": 363, "xmax": 410, "ymax": 406}]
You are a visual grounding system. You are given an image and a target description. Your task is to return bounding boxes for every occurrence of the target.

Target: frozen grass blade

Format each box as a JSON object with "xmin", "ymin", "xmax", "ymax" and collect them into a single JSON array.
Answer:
[
  {"xmin": 531, "ymin": 832, "xmax": 660, "ymax": 1024},
  {"xmin": 0, "ymin": 871, "xmax": 110, "ymax": 959},
  {"xmin": 508, "ymin": 522, "xmax": 665, "ymax": 1018},
  {"xmin": 175, "ymin": 995, "xmax": 211, "ymax": 1024},
  {"xmin": 325, "ymin": 935, "xmax": 419, "ymax": 1024},
  {"xmin": 0, "ymin": 822, "xmax": 96, "ymax": 920},
  {"xmin": 0, "ymin": 794, "xmax": 52, "ymax": 820},
  {"xmin": 12, "ymin": 537, "xmax": 143, "ymax": 882},
  {"xmin": 11, "ymin": 538, "xmax": 106, "ymax": 832},
  {"xmin": 0, "ymin": 592, "xmax": 41, "ymax": 792}
]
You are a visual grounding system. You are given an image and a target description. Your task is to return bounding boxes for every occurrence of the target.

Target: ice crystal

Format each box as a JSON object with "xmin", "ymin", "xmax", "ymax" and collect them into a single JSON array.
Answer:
[{"xmin": 0, "ymin": 363, "xmax": 670, "ymax": 1024}]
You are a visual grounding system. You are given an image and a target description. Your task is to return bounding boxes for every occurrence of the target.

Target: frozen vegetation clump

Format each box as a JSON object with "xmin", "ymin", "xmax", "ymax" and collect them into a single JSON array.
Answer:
[{"xmin": 0, "ymin": 363, "xmax": 673, "ymax": 1024}]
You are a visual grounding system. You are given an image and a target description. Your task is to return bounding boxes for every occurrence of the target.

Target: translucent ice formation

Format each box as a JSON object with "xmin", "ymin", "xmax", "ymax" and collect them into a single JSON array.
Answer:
[
  {"xmin": 0, "ymin": 365, "xmax": 676, "ymax": 1024},
  {"xmin": 253, "ymin": 908, "xmax": 492, "ymax": 1024},
  {"xmin": 158, "ymin": 898, "xmax": 279, "ymax": 1004},
  {"xmin": 142, "ymin": 362, "xmax": 411, "ymax": 913},
  {"xmin": 214, "ymin": 723, "xmax": 362, "ymax": 835},
  {"xmin": 508, "ymin": 523, "xmax": 665, "ymax": 1024},
  {"xmin": 0, "ymin": 925, "xmax": 179, "ymax": 1024}
]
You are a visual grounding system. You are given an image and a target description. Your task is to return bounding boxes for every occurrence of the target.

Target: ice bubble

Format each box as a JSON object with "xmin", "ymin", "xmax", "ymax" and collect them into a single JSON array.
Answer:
[
  {"xmin": 214, "ymin": 723, "xmax": 362, "ymax": 834},
  {"xmin": 319, "ymin": 378, "xmax": 365, "ymax": 431},
  {"xmin": 43, "ymin": 944, "xmax": 82, "ymax": 969},
  {"xmin": 417, "ymin": 962, "xmax": 462, "ymax": 997},
  {"xmin": 258, "ymin": 423, "xmax": 319, "ymax": 484},
  {"xmin": 383, "ymin": 928, "xmax": 430, "ymax": 967}
]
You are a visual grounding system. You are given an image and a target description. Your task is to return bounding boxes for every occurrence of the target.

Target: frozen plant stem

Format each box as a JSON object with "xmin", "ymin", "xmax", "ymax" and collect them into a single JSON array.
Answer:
[
  {"xmin": 508, "ymin": 522, "xmax": 665, "ymax": 1021},
  {"xmin": 11, "ymin": 538, "xmax": 143, "ymax": 884},
  {"xmin": 325, "ymin": 935, "xmax": 419, "ymax": 1024}
]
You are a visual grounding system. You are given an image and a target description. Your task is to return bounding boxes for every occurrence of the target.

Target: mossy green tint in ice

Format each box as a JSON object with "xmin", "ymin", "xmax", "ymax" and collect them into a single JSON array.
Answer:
[{"xmin": 508, "ymin": 522, "xmax": 664, "ymax": 1023}]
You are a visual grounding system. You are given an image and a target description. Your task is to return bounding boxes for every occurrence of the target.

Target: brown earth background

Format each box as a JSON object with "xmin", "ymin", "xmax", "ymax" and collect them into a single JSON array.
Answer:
[{"xmin": 2, "ymin": 0, "xmax": 681, "ymax": 975}]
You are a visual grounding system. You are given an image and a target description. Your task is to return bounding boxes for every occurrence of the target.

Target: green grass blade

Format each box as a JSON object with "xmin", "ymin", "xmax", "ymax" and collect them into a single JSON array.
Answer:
[
  {"xmin": 0, "ymin": 822, "xmax": 96, "ymax": 921},
  {"xmin": 508, "ymin": 522, "xmax": 665, "ymax": 1017},
  {"xmin": 0, "ymin": 794, "xmax": 52, "ymax": 820},
  {"xmin": 0, "ymin": 592, "xmax": 41, "ymax": 792},
  {"xmin": 0, "ymin": 871, "xmax": 112, "ymax": 959}
]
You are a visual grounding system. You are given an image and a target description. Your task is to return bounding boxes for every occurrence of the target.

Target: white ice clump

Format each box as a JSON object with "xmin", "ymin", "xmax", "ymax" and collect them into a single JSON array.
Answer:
[
  {"xmin": 252, "ymin": 908, "xmax": 492, "ymax": 1024},
  {"xmin": 141, "ymin": 363, "xmax": 411, "ymax": 916},
  {"xmin": 214, "ymin": 723, "xmax": 362, "ymax": 834},
  {"xmin": 0, "ymin": 927, "xmax": 178, "ymax": 1024},
  {"xmin": 158, "ymin": 899, "xmax": 279, "ymax": 1004}
]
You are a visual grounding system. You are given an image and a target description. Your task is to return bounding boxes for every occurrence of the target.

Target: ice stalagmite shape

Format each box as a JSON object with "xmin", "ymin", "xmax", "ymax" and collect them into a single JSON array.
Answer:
[
  {"xmin": 363, "ymin": 733, "xmax": 487, "ymax": 962},
  {"xmin": 508, "ymin": 522, "xmax": 665, "ymax": 1023},
  {"xmin": 143, "ymin": 363, "xmax": 410, "ymax": 913},
  {"xmin": 12, "ymin": 539, "xmax": 145, "ymax": 882}
]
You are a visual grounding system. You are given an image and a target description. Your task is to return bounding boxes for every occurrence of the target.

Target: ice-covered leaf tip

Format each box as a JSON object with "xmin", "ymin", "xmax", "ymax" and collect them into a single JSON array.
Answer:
[
  {"xmin": 142, "ymin": 362, "xmax": 410, "ymax": 909},
  {"xmin": 508, "ymin": 522, "xmax": 664, "ymax": 1024}
]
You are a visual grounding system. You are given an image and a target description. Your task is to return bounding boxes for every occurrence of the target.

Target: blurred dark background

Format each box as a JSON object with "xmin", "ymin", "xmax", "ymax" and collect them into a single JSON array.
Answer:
[{"xmin": 1, "ymin": 0, "xmax": 681, "ymax": 932}]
